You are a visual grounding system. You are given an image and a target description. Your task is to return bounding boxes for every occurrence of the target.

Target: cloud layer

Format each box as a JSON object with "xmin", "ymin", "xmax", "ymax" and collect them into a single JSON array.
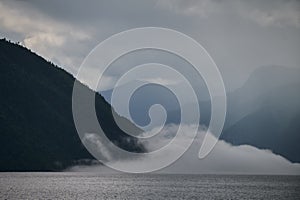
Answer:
[{"xmin": 69, "ymin": 124, "xmax": 300, "ymax": 175}]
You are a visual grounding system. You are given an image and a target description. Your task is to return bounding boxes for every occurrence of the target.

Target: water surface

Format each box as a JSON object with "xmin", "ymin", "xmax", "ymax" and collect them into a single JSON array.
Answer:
[{"xmin": 0, "ymin": 173, "xmax": 299, "ymax": 199}]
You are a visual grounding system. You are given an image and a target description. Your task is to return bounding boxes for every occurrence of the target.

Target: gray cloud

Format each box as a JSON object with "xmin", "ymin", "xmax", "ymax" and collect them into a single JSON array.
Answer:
[
  {"xmin": 1, "ymin": 0, "xmax": 299, "ymax": 91},
  {"xmin": 0, "ymin": 0, "xmax": 298, "ymax": 93},
  {"xmin": 159, "ymin": 0, "xmax": 300, "ymax": 28},
  {"xmin": 68, "ymin": 124, "xmax": 300, "ymax": 174}
]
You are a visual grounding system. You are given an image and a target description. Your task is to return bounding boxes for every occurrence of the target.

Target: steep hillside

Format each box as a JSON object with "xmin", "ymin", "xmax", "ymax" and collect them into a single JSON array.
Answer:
[{"xmin": 0, "ymin": 38, "xmax": 143, "ymax": 171}]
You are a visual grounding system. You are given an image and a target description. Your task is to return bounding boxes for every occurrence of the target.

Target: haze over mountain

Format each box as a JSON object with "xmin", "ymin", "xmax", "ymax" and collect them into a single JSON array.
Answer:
[
  {"xmin": 0, "ymin": 39, "xmax": 144, "ymax": 171},
  {"xmin": 225, "ymin": 65, "xmax": 300, "ymax": 127},
  {"xmin": 102, "ymin": 65, "xmax": 300, "ymax": 162},
  {"xmin": 222, "ymin": 66, "xmax": 300, "ymax": 162}
]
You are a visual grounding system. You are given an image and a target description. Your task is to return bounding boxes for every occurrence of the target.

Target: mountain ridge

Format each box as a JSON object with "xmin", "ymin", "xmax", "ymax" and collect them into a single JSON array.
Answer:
[
  {"xmin": 0, "ymin": 38, "xmax": 144, "ymax": 171},
  {"xmin": 100, "ymin": 62, "xmax": 300, "ymax": 162}
]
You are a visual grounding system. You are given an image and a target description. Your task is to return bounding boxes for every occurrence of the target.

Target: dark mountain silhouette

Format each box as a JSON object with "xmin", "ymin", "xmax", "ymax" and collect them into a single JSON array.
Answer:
[{"xmin": 0, "ymin": 38, "xmax": 144, "ymax": 171}]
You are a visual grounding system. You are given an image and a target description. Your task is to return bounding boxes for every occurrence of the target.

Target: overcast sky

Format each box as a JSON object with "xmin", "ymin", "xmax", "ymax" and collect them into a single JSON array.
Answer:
[{"xmin": 1, "ymin": 0, "xmax": 300, "ymax": 91}]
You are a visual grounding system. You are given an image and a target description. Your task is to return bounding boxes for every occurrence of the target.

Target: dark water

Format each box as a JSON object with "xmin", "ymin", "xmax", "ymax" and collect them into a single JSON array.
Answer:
[{"xmin": 0, "ymin": 173, "xmax": 299, "ymax": 200}]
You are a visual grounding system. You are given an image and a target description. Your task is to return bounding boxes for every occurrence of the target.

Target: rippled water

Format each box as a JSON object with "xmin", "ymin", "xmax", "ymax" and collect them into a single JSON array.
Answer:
[{"xmin": 0, "ymin": 173, "xmax": 299, "ymax": 199}]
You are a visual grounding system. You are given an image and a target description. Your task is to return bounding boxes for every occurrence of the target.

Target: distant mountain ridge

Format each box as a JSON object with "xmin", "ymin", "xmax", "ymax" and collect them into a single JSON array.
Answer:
[
  {"xmin": 222, "ymin": 66, "xmax": 300, "ymax": 162},
  {"xmin": 101, "ymin": 64, "xmax": 300, "ymax": 162},
  {"xmin": 0, "ymin": 38, "xmax": 144, "ymax": 171},
  {"xmin": 225, "ymin": 65, "xmax": 300, "ymax": 128}
]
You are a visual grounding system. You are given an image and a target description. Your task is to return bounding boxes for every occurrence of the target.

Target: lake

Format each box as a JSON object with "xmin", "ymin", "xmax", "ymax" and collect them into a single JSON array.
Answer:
[{"xmin": 0, "ymin": 173, "xmax": 299, "ymax": 199}]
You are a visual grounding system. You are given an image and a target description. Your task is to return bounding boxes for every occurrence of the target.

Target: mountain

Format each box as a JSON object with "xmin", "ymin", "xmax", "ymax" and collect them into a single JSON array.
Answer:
[
  {"xmin": 224, "ymin": 65, "xmax": 300, "ymax": 128},
  {"xmin": 101, "ymin": 63, "xmax": 300, "ymax": 162},
  {"xmin": 222, "ymin": 67, "xmax": 300, "ymax": 162},
  {"xmin": 101, "ymin": 81, "xmax": 211, "ymax": 128},
  {"xmin": 0, "ymin": 38, "xmax": 144, "ymax": 171}
]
